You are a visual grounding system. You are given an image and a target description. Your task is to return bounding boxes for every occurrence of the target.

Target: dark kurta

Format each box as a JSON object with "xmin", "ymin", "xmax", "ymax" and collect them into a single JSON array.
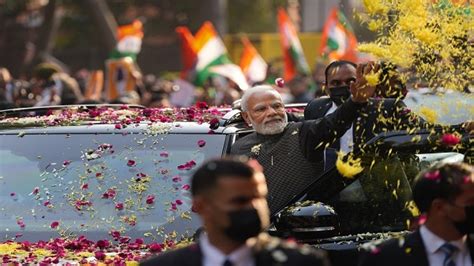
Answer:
[{"xmin": 231, "ymin": 99, "xmax": 364, "ymax": 214}]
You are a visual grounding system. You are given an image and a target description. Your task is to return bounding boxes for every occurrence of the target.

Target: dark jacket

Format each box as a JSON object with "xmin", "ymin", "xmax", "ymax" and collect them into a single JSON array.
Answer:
[
  {"xmin": 140, "ymin": 233, "xmax": 330, "ymax": 266},
  {"xmin": 304, "ymin": 97, "xmax": 425, "ymax": 151},
  {"xmin": 231, "ymin": 99, "xmax": 364, "ymax": 214},
  {"xmin": 358, "ymin": 230, "xmax": 474, "ymax": 266}
]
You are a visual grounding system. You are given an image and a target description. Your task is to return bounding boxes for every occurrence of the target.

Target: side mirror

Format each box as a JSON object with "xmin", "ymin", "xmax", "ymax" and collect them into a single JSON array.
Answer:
[{"xmin": 272, "ymin": 201, "xmax": 340, "ymax": 240}]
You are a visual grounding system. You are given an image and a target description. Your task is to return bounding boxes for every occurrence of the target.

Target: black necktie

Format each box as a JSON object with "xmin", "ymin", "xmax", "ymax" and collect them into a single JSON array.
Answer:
[{"xmin": 223, "ymin": 258, "xmax": 233, "ymax": 266}]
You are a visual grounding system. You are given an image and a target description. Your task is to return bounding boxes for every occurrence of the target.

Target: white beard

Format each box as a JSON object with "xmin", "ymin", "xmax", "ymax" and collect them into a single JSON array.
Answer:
[{"xmin": 250, "ymin": 113, "xmax": 288, "ymax": 135}]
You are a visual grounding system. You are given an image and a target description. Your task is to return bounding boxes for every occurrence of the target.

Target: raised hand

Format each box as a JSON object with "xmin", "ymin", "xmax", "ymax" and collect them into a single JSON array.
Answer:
[{"xmin": 350, "ymin": 61, "xmax": 379, "ymax": 103}]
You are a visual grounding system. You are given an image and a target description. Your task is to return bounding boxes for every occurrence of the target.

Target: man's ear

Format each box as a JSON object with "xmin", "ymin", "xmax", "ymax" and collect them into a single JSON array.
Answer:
[
  {"xmin": 192, "ymin": 196, "xmax": 206, "ymax": 215},
  {"xmin": 430, "ymin": 199, "xmax": 446, "ymax": 216},
  {"xmin": 241, "ymin": 111, "xmax": 251, "ymax": 126}
]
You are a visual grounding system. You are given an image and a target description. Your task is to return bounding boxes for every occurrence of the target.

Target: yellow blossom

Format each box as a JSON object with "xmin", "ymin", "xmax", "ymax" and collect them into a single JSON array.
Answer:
[
  {"xmin": 359, "ymin": 0, "xmax": 471, "ymax": 92},
  {"xmin": 365, "ymin": 70, "xmax": 381, "ymax": 86},
  {"xmin": 336, "ymin": 152, "xmax": 364, "ymax": 178},
  {"xmin": 33, "ymin": 248, "xmax": 54, "ymax": 257},
  {"xmin": 357, "ymin": 43, "xmax": 389, "ymax": 59},
  {"xmin": 419, "ymin": 106, "xmax": 438, "ymax": 124},
  {"xmin": 363, "ymin": 0, "xmax": 389, "ymax": 15},
  {"xmin": 368, "ymin": 20, "xmax": 383, "ymax": 32},
  {"xmin": 405, "ymin": 200, "xmax": 421, "ymax": 217},
  {"xmin": 414, "ymin": 28, "xmax": 439, "ymax": 45},
  {"xmin": 398, "ymin": 14, "xmax": 425, "ymax": 32}
]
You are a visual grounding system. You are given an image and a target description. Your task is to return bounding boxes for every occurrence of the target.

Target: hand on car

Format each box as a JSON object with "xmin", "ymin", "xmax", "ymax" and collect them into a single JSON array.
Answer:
[
  {"xmin": 463, "ymin": 120, "xmax": 474, "ymax": 134},
  {"xmin": 350, "ymin": 61, "xmax": 379, "ymax": 103}
]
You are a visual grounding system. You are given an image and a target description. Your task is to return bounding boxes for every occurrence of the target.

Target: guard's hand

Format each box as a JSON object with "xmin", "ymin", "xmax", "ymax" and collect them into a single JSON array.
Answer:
[
  {"xmin": 350, "ymin": 62, "xmax": 379, "ymax": 103},
  {"xmin": 463, "ymin": 120, "xmax": 474, "ymax": 134}
]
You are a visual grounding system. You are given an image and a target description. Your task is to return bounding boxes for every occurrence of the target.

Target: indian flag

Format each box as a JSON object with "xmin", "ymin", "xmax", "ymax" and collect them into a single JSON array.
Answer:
[
  {"xmin": 175, "ymin": 26, "xmax": 198, "ymax": 79},
  {"xmin": 110, "ymin": 19, "xmax": 144, "ymax": 60},
  {"xmin": 176, "ymin": 21, "xmax": 249, "ymax": 90},
  {"xmin": 277, "ymin": 8, "xmax": 310, "ymax": 81},
  {"xmin": 239, "ymin": 36, "xmax": 268, "ymax": 84},
  {"xmin": 319, "ymin": 7, "xmax": 358, "ymax": 62},
  {"xmin": 106, "ymin": 20, "xmax": 143, "ymax": 101},
  {"xmin": 105, "ymin": 57, "xmax": 139, "ymax": 101}
]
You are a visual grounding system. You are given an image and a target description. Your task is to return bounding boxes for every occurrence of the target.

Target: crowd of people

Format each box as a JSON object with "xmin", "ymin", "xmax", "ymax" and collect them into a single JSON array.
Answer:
[
  {"xmin": 1, "ymin": 58, "xmax": 473, "ymax": 265},
  {"xmin": 0, "ymin": 58, "xmax": 332, "ymax": 110}
]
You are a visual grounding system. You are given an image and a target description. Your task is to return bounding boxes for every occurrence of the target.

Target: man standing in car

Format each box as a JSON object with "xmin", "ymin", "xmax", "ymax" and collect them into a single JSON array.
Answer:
[
  {"xmin": 231, "ymin": 62, "xmax": 378, "ymax": 214},
  {"xmin": 140, "ymin": 158, "xmax": 330, "ymax": 266},
  {"xmin": 304, "ymin": 60, "xmax": 421, "ymax": 154},
  {"xmin": 358, "ymin": 162, "xmax": 474, "ymax": 266}
]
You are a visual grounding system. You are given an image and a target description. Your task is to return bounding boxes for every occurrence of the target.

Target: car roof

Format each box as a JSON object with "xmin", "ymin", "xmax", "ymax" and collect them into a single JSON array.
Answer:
[{"xmin": 0, "ymin": 104, "xmax": 305, "ymax": 134}]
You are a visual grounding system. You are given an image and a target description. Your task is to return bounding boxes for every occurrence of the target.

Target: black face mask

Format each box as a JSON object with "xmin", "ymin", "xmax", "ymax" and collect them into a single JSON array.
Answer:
[
  {"xmin": 328, "ymin": 85, "xmax": 351, "ymax": 106},
  {"xmin": 223, "ymin": 208, "xmax": 262, "ymax": 243},
  {"xmin": 452, "ymin": 205, "xmax": 474, "ymax": 235}
]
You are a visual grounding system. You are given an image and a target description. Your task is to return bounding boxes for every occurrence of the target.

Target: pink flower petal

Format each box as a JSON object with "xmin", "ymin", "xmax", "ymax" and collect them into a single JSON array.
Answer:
[
  {"xmin": 146, "ymin": 195, "xmax": 155, "ymax": 205},
  {"xmin": 115, "ymin": 203, "xmax": 124, "ymax": 210},
  {"xmin": 275, "ymin": 77, "xmax": 285, "ymax": 88},
  {"xmin": 127, "ymin": 160, "xmax": 136, "ymax": 167},
  {"xmin": 463, "ymin": 175, "xmax": 472, "ymax": 184},
  {"xmin": 50, "ymin": 221, "xmax": 59, "ymax": 229},
  {"xmin": 424, "ymin": 170, "xmax": 441, "ymax": 181},
  {"xmin": 197, "ymin": 140, "xmax": 206, "ymax": 148},
  {"xmin": 441, "ymin": 133, "xmax": 460, "ymax": 146}
]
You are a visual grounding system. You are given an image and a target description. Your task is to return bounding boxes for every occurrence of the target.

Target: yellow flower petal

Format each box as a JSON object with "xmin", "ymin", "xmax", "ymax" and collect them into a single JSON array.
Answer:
[{"xmin": 336, "ymin": 152, "xmax": 364, "ymax": 178}]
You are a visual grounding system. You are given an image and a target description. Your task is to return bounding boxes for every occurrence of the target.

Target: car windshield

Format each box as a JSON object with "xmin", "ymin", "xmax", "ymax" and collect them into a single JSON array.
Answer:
[
  {"xmin": 0, "ymin": 130, "xmax": 226, "ymax": 243},
  {"xmin": 326, "ymin": 151, "xmax": 465, "ymax": 234},
  {"xmin": 405, "ymin": 90, "xmax": 474, "ymax": 124}
]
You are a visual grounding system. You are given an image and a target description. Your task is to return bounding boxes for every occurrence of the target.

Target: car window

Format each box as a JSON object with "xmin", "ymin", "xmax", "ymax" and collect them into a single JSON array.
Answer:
[
  {"xmin": 0, "ymin": 132, "xmax": 226, "ymax": 242},
  {"xmin": 404, "ymin": 91, "xmax": 474, "ymax": 125},
  {"xmin": 326, "ymin": 152, "xmax": 464, "ymax": 234}
]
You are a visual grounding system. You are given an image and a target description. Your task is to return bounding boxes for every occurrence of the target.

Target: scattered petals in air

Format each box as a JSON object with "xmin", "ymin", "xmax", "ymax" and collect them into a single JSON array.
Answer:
[
  {"xmin": 127, "ymin": 160, "xmax": 136, "ymax": 167},
  {"xmin": 336, "ymin": 152, "xmax": 364, "ymax": 178},
  {"xmin": 364, "ymin": 70, "xmax": 381, "ymax": 86},
  {"xmin": 405, "ymin": 200, "xmax": 420, "ymax": 217},
  {"xmin": 359, "ymin": 0, "xmax": 472, "ymax": 92},
  {"xmin": 418, "ymin": 106, "xmax": 438, "ymax": 124},
  {"xmin": 418, "ymin": 214, "xmax": 427, "ymax": 225},
  {"xmin": 441, "ymin": 133, "xmax": 460, "ymax": 146},
  {"xmin": 275, "ymin": 77, "xmax": 285, "ymax": 88}
]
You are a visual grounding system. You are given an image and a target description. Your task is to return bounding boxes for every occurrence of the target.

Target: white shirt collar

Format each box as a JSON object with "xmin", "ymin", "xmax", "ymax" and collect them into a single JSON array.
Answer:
[
  {"xmin": 419, "ymin": 225, "xmax": 468, "ymax": 255},
  {"xmin": 200, "ymin": 233, "xmax": 254, "ymax": 266}
]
